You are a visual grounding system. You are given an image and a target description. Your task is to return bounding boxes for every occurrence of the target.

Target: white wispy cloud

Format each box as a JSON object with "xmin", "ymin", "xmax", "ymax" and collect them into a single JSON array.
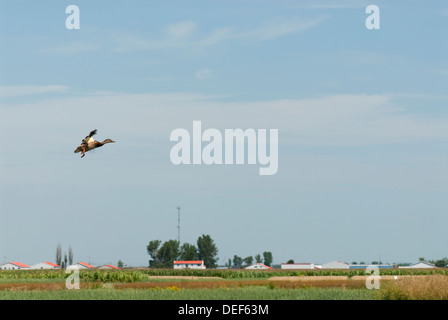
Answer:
[
  {"xmin": 426, "ymin": 69, "xmax": 448, "ymax": 76},
  {"xmin": 309, "ymin": 50, "xmax": 407, "ymax": 70},
  {"xmin": 343, "ymin": 50, "xmax": 390, "ymax": 64},
  {"xmin": 164, "ymin": 20, "xmax": 197, "ymax": 39},
  {"xmin": 112, "ymin": 15, "xmax": 327, "ymax": 52},
  {"xmin": 0, "ymin": 85, "xmax": 68, "ymax": 99},
  {"xmin": 195, "ymin": 69, "xmax": 213, "ymax": 80},
  {"xmin": 295, "ymin": 0, "xmax": 366, "ymax": 10},
  {"xmin": 304, "ymin": 4, "xmax": 363, "ymax": 9},
  {"xmin": 40, "ymin": 41, "xmax": 102, "ymax": 55},
  {"xmin": 2, "ymin": 88, "xmax": 447, "ymax": 195},
  {"xmin": 197, "ymin": 16, "xmax": 327, "ymax": 44},
  {"xmin": 1, "ymin": 89, "xmax": 447, "ymax": 151}
]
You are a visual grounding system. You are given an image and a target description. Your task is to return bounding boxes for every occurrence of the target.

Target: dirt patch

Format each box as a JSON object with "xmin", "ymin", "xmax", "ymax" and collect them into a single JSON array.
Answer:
[
  {"xmin": 0, "ymin": 282, "xmax": 104, "ymax": 291},
  {"xmin": 350, "ymin": 275, "xmax": 419, "ymax": 280},
  {"xmin": 115, "ymin": 279, "xmax": 268, "ymax": 289},
  {"xmin": 0, "ymin": 283, "xmax": 64, "ymax": 291},
  {"xmin": 269, "ymin": 276, "xmax": 349, "ymax": 281},
  {"xmin": 148, "ymin": 276, "xmax": 222, "ymax": 280},
  {"xmin": 270, "ymin": 275, "xmax": 422, "ymax": 281},
  {"xmin": 268, "ymin": 276, "xmax": 366, "ymax": 289}
]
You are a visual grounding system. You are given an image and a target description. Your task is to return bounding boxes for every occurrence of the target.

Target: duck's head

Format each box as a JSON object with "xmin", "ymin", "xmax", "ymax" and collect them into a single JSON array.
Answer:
[{"xmin": 102, "ymin": 139, "xmax": 116, "ymax": 144}]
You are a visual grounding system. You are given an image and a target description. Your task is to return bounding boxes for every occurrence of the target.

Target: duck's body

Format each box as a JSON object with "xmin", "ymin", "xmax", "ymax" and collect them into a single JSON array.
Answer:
[{"xmin": 74, "ymin": 129, "xmax": 115, "ymax": 158}]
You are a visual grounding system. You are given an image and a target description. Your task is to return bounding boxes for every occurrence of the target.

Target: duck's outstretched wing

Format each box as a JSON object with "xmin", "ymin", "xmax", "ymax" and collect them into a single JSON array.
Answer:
[
  {"xmin": 86, "ymin": 129, "xmax": 97, "ymax": 139},
  {"xmin": 81, "ymin": 129, "xmax": 97, "ymax": 143}
]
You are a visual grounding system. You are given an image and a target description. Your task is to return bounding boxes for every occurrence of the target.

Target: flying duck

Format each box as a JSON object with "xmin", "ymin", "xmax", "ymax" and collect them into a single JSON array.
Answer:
[{"xmin": 74, "ymin": 129, "xmax": 115, "ymax": 158}]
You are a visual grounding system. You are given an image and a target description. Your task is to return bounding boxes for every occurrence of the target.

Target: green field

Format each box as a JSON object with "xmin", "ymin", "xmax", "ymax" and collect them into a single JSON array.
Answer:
[{"xmin": 0, "ymin": 268, "xmax": 447, "ymax": 300}]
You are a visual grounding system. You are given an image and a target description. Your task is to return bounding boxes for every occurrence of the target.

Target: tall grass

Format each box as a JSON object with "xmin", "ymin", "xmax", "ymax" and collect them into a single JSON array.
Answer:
[
  {"xmin": 0, "ymin": 286, "xmax": 378, "ymax": 300},
  {"xmin": 378, "ymin": 275, "xmax": 448, "ymax": 300}
]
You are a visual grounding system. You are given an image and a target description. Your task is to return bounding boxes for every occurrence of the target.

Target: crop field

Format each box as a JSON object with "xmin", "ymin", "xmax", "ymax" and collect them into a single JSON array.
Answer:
[{"xmin": 0, "ymin": 268, "xmax": 447, "ymax": 300}]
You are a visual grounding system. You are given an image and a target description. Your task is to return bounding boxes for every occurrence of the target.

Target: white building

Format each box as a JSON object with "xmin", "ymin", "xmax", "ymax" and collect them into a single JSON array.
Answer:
[
  {"xmin": 399, "ymin": 261, "xmax": 437, "ymax": 269},
  {"xmin": 0, "ymin": 262, "xmax": 31, "ymax": 270},
  {"xmin": 349, "ymin": 264, "xmax": 393, "ymax": 269},
  {"xmin": 281, "ymin": 263, "xmax": 316, "ymax": 270},
  {"xmin": 245, "ymin": 263, "xmax": 271, "ymax": 270},
  {"xmin": 321, "ymin": 260, "xmax": 350, "ymax": 269},
  {"xmin": 174, "ymin": 260, "xmax": 206, "ymax": 269},
  {"xmin": 97, "ymin": 264, "xmax": 120, "ymax": 270},
  {"xmin": 31, "ymin": 262, "xmax": 60, "ymax": 269},
  {"xmin": 67, "ymin": 262, "xmax": 95, "ymax": 269}
]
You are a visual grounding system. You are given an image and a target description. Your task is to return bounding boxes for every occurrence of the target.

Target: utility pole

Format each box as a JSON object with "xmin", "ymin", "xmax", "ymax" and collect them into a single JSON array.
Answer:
[{"xmin": 177, "ymin": 207, "xmax": 181, "ymax": 244}]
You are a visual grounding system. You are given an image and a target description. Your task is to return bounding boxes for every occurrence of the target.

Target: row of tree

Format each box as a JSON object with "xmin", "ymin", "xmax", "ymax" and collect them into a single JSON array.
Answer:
[
  {"xmin": 230, "ymin": 252, "xmax": 273, "ymax": 268},
  {"xmin": 147, "ymin": 234, "xmax": 218, "ymax": 268},
  {"xmin": 146, "ymin": 235, "xmax": 274, "ymax": 269},
  {"xmin": 55, "ymin": 243, "xmax": 73, "ymax": 268}
]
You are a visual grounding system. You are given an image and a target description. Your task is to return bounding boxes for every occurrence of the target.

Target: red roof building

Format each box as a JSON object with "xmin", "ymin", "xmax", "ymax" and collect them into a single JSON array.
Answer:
[
  {"xmin": 31, "ymin": 262, "xmax": 61, "ymax": 269},
  {"xmin": 97, "ymin": 264, "xmax": 120, "ymax": 270},
  {"xmin": 0, "ymin": 261, "xmax": 31, "ymax": 270},
  {"xmin": 73, "ymin": 262, "xmax": 95, "ymax": 269}
]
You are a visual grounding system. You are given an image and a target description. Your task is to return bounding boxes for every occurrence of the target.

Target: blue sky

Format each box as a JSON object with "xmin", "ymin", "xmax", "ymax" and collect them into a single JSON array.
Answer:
[{"xmin": 0, "ymin": 0, "xmax": 447, "ymax": 267}]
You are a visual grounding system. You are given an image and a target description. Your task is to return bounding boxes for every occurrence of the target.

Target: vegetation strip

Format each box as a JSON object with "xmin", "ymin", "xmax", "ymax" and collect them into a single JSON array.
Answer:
[
  {"xmin": 1, "ymin": 269, "xmax": 448, "ymax": 300},
  {"xmin": 1, "ymin": 268, "xmax": 447, "ymax": 282}
]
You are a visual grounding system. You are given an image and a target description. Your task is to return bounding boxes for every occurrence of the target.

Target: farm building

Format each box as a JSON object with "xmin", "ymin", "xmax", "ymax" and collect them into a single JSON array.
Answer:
[
  {"xmin": 97, "ymin": 264, "xmax": 120, "ymax": 270},
  {"xmin": 173, "ymin": 260, "xmax": 206, "ymax": 269},
  {"xmin": 321, "ymin": 260, "xmax": 349, "ymax": 269},
  {"xmin": 245, "ymin": 263, "xmax": 271, "ymax": 270},
  {"xmin": 399, "ymin": 261, "xmax": 436, "ymax": 269},
  {"xmin": 31, "ymin": 262, "xmax": 60, "ymax": 269},
  {"xmin": 68, "ymin": 262, "xmax": 95, "ymax": 269},
  {"xmin": 349, "ymin": 264, "xmax": 393, "ymax": 269},
  {"xmin": 0, "ymin": 262, "xmax": 31, "ymax": 270},
  {"xmin": 281, "ymin": 263, "xmax": 316, "ymax": 270}
]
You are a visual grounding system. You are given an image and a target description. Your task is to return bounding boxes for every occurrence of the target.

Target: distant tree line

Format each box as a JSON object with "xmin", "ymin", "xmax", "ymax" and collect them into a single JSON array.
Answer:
[
  {"xmin": 229, "ymin": 252, "xmax": 273, "ymax": 268},
  {"xmin": 351, "ymin": 257, "xmax": 448, "ymax": 267},
  {"xmin": 146, "ymin": 234, "xmax": 218, "ymax": 268}
]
